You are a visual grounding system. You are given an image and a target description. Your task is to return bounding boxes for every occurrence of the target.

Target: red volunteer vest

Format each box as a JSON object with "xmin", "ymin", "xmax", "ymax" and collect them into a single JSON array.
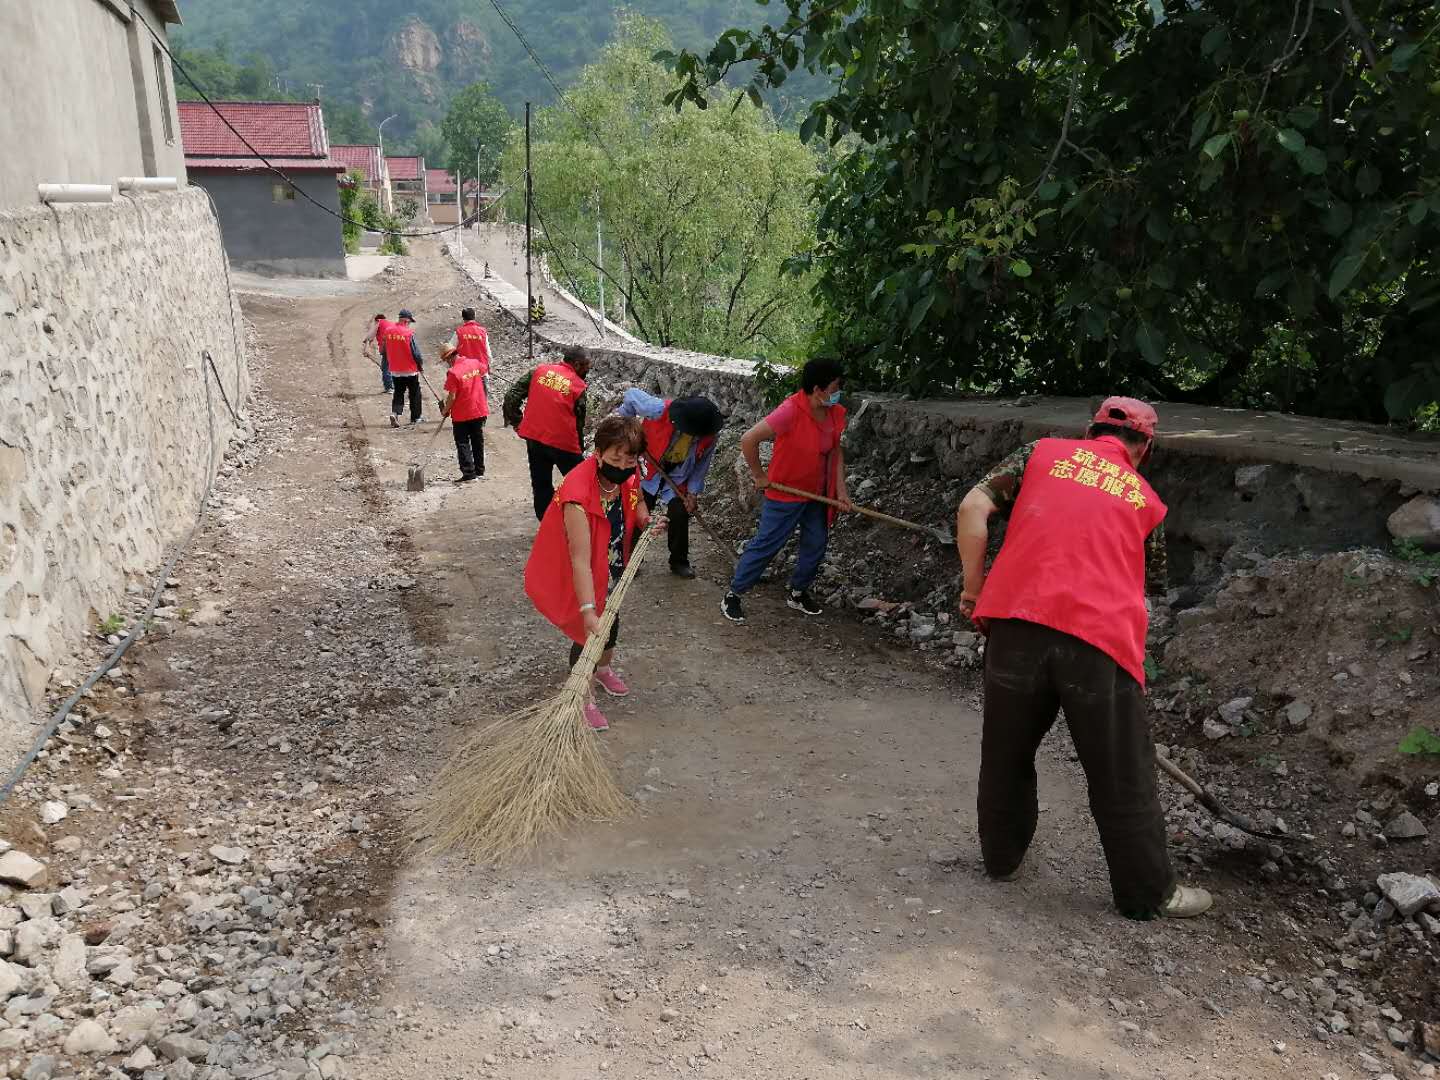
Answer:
[
  {"xmin": 524, "ymin": 456, "xmax": 641, "ymax": 646},
  {"xmin": 517, "ymin": 362, "xmax": 587, "ymax": 453},
  {"xmin": 381, "ymin": 322, "xmax": 418, "ymax": 376},
  {"xmin": 766, "ymin": 391, "xmax": 847, "ymax": 507},
  {"xmin": 446, "ymin": 356, "xmax": 489, "ymax": 422},
  {"xmin": 639, "ymin": 403, "xmax": 716, "ymax": 487},
  {"xmin": 975, "ymin": 435, "xmax": 1166, "ymax": 686},
  {"xmin": 455, "ymin": 321, "xmax": 490, "ymax": 370}
]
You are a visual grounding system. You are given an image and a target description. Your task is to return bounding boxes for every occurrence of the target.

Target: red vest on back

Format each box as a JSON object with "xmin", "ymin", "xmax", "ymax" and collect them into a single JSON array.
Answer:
[
  {"xmin": 524, "ymin": 456, "xmax": 641, "ymax": 645},
  {"xmin": 517, "ymin": 362, "xmax": 586, "ymax": 453},
  {"xmin": 445, "ymin": 356, "xmax": 489, "ymax": 422},
  {"xmin": 455, "ymin": 321, "xmax": 490, "ymax": 369},
  {"xmin": 640, "ymin": 403, "xmax": 716, "ymax": 486},
  {"xmin": 381, "ymin": 322, "xmax": 418, "ymax": 376},
  {"xmin": 974, "ymin": 435, "xmax": 1166, "ymax": 686},
  {"xmin": 766, "ymin": 391, "xmax": 847, "ymax": 505}
]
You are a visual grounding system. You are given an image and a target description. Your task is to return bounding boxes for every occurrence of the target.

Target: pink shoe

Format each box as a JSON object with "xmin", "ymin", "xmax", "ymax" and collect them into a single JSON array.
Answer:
[
  {"xmin": 584, "ymin": 702, "xmax": 610, "ymax": 731},
  {"xmin": 593, "ymin": 667, "xmax": 629, "ymax": 698}
]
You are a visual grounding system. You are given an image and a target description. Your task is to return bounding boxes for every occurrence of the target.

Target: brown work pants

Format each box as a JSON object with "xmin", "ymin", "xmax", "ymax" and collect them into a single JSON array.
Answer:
[{"xmin": 978, "ymin": 618, "xmax": 1176, "ymax": 918}]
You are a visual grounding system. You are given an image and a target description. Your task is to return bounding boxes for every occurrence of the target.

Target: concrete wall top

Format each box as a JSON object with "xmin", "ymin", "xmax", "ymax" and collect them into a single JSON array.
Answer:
[{"xmin": 1, "ymin": 0, "xmax": 186, "ymax": 208}]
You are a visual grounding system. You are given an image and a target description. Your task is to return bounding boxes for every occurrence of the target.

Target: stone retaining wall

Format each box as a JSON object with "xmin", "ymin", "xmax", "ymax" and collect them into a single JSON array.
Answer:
[
  {"xmin": 444, "ymin": 236, "xmax": 1437, "ymax": 595},
  {"xmin": 0, "ymin": 189, "xmax": 250, "ymax": 758}
]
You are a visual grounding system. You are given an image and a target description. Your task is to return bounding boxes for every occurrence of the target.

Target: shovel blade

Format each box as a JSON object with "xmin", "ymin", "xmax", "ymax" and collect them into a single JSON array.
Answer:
[{"xmin": 406, "ymin": 465, "xmax": 425, "ymax": 491}]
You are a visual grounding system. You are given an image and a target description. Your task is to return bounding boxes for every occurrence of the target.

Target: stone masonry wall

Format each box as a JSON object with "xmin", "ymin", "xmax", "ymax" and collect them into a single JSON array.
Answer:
[
  {"xmin": 0, "ymin": 189, "xmax": 249, "ymax": 760},
  {"xmin": 445, "ymin": 235, "xmax": 1437, "ymax": 598}
]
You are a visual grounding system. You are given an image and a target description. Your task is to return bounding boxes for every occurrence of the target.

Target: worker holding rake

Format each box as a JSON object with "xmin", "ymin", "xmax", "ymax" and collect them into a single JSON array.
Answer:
[
  {"xmin": 525, "ymin": 416, "xmax": 657, "ymax": 732},
  {"xmin": 721, "ymin": 357, "xmax": 851, "ymax": 624},
  {"xmin": 956, "ymin": 397, "xmax": 1212, "ymax": 920}
]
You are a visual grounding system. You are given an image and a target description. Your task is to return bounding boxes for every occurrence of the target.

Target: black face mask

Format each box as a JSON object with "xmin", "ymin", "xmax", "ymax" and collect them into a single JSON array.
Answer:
[{"xmin": 599, "ymin": 462, "xmax": 635, "ymax": 484}]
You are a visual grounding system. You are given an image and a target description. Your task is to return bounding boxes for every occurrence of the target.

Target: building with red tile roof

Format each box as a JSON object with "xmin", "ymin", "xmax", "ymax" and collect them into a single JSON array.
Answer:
[
  {"xmin": 332, "ymin": 144, "xmax": 391, "ymax": 212},
  {"xmin": 385, "ymin": 156, "xmax": 428, "ymax": 221},
  {"xmin": 179, "ymin": 100, "xmax": 347, "ymax": 278}
]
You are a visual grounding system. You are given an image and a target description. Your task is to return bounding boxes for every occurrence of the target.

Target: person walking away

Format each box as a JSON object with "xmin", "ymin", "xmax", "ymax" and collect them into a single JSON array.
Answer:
[
  {"xmin": 364, "ymin": 314, "xmax": 392, "ymax": 394},
  {"xmin": 440, "ymin": 343, "xmax": 489, "ymax": 482},
  {"xmin": 382, "ymin": 309, "xmax": 426, "ymax": 427},
  {"xmin": 955, "ymin": 396, "xmax": 1211, "ymax": 920},
  {"xmin": 721, "ymin": 358, "xmax": 851, "ymax": 623},
  {"xmin": 617, "ymin": 390, "xmax": 724, "ymax": 579},
  {"xmin": 504, "ymin": 345, "xmax": 593, "ymax": 521},
  {"xmin": 524, "ymin": 416, "xmax": 655, "ymax": 731},
  {"xmin": 446, "ymin": 307, "xmax": 492, "ymax": 391}
]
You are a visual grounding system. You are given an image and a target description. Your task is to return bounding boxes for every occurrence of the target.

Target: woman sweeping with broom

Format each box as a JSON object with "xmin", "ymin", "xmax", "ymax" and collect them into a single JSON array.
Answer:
[{"xmin": 525, "ymin": 415, "xmax": 657, "ymax": 732}]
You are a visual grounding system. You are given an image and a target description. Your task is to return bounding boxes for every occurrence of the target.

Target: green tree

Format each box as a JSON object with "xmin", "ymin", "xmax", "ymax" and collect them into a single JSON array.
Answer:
[
  {"xmin": 669, "ymin": 1, "xmax": 1440, "ymax": 423},
  {"xmin": 440, "ymin": 82, "xmax": 513, "ymax": 185},
  {"xmin": 502, "ymin": 15, "xmax": 819, "ymax": 358},
  {"xmin": 339, "ymin": 170, "xmax": 364, "ymax": 253}
]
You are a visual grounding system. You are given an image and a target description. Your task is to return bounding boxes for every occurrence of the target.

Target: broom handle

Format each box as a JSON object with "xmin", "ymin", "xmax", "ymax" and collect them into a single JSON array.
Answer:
[
  {"xmin": 573, "ymin": 524, "xmax": 662, "ymax": 675},
  {"xmin": 767, "ymin": 482, "xmax": 932, "ymax": 536},
  {"xmin": 642, "ymin": 455, "xmax": 737, "ymax": 570}
]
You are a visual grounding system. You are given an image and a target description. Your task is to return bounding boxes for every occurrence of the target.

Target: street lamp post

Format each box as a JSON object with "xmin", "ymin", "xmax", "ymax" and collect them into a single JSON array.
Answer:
[{"xmin": 377, "ymin": 114, "xmax": 399, "ymax": 214}]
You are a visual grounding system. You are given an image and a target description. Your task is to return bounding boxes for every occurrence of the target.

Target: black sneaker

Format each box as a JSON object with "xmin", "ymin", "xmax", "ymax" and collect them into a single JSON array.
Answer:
[
  {"xmin": 787, "ymin": 589, "xmax": 823, "ymax": 616},
  {"xmin": 670, "ymin": 562, "xmax": 696, "ymax": 579},
  {"xmin": 388, "ymin": 414, "xmax": 399, "ymax": 428},
  {"xmin": 720, "ymin": 591, "xmax": 745, "ymax": 623}
]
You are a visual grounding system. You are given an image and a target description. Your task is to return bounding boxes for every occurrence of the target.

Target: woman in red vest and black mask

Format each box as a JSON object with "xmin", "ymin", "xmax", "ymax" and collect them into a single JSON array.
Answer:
[
  {"xmin": 721, "ymin": 357, "xmax": 851, "ymax": 624},
  {"xmin": 955, "ymin": 397, "xmax": 1212, "ymax": 921},
  {"xmin": 524, "ymin": 416, "xmax": 655, "ymax": 732}
]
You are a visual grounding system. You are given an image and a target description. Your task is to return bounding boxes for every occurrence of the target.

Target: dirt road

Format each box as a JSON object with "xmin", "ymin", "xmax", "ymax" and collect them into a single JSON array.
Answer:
[{"xmin": 119, "ymin": 242, "xmax": 1374, "ymax": 1080}]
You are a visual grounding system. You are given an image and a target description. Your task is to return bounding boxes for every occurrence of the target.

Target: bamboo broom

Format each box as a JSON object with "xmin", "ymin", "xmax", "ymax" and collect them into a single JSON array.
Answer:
[{"xmin": 424, "ymin": 523, "xmax": 664, "ymax": 861}]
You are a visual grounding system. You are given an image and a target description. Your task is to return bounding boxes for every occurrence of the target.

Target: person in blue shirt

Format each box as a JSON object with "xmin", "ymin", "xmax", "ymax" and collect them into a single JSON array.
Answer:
[{"xmin": 616, "ymin": 389, "xmax": 724, "ymax": 579}]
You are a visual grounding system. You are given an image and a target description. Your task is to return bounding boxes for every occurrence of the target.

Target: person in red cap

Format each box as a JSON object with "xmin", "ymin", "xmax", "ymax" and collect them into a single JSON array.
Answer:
[{"xmin": 954, "ymin": 397, "xmax": 1212, "ymax": 921}]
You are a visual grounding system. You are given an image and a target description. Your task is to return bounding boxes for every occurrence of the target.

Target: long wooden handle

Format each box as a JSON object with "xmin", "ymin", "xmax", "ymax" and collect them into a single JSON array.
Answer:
[
  {"xmin": 643, "ymin": 455, "xmax": 737, "ymax": 569},
  {"xmin": 419, "ymin": 413, "xmax": 451, "ymax": 457},
  {"xmin": 767, "ymin": 482, "xmax": 932, "ymax": 535}
]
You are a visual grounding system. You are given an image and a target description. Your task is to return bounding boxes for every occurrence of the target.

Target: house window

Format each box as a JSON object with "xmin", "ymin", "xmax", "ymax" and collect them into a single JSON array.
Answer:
[
  {"xmin": 152, "ymin": 44, "xmax": 174, "ymax": 144},
  {"xmin": 272, "ymin": 184, "xmax": 297, "ymax": 203}
]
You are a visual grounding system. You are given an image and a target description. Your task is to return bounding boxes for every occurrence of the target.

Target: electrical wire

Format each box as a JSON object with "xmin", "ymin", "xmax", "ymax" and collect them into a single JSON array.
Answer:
[{"xmin": 130, "ymin": 3, "xmax": 482, "ymax": 239}]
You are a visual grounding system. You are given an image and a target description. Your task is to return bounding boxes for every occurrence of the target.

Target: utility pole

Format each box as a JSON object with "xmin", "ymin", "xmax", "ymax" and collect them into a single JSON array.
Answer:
[
  {"xmin": 524, "ymin": 102, "xmax": 534, "ymax": 361},
  {"xmin": 595, "ymin": 197, "xmax": 605, "ymax": 340},
  {"xmin": 474, "ymin": 141, "xmax": 484, "ymax": 221}
]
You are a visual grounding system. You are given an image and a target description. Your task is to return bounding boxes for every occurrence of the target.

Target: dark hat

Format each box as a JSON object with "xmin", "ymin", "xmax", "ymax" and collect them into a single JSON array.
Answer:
[
  {"xmin": 669, "ymin": 396, "xmax": 725, "ymax": 437},
  {"xmin": 397, "ymin": 309, "xmax": 415, "ymax": 321}
]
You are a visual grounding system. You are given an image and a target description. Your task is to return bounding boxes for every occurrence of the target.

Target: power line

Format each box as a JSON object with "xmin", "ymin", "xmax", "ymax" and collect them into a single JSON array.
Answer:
[
  {"xmin": 484, "ymin": 0, "xmax": 618, "ymax": 168},
  {"xmin": 133, "ymin": 5, "xmax": 480, "ymax": 239}
]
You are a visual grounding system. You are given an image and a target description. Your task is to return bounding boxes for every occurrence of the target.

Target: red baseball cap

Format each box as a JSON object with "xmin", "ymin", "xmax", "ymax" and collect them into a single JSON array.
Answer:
[{"xmin": 1092, "ymin": 396, "xmax": 1159, "ymax": 439}]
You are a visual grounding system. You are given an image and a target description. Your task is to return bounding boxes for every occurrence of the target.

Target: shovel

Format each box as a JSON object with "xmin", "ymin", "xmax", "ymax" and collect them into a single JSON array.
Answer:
[
  {"xmin": 407, "ymin": 414, "xmax": 451, "ymax": 491},
  {"xmin": 1155, "ymin": 749, "xmax": 1302, "ymax": 845},
  {"xmin": 767, "ymin": 482, "xmax": 955, "ymax": 546},
  {"xmin": 643, "ymin": 455, "xmax": 737, "ymax": 571}
]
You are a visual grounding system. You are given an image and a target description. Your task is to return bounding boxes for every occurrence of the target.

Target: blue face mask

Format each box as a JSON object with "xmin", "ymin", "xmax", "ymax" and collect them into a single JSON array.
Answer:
[{"xmin": 824, "ymin": 389, "xmax": 843, "ymax": 406}]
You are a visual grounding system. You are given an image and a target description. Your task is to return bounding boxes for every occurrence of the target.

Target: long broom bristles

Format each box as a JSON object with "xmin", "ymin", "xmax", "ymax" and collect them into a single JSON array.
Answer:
[{"xmin": 424, "ymin": 526, "xmax": 663, "ymax": 861}]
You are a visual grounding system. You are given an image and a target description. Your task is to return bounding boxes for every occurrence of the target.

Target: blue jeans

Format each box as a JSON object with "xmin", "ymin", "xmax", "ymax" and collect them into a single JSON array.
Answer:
[
  {"xmin": 729, "ymin": 497, "xmax": 829, "ymax": 595},
  {"xmin": 381, "ymin": 354, "xmax": 393, "ymax": 392}
]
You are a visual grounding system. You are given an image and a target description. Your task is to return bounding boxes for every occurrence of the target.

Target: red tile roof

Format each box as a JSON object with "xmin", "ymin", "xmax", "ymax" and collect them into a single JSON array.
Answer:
[
  {"xmin": 386, "ymin": 156, "xmax": 425, "ymax": 181},
  {"xmin": 178, "ymin": 101, "xmax": 343, "ymax": 172},
  {"xmin": 331, "ymin": 144, "xmax": 384, "ymax": 182},
  {"xmin": 425, "ymin": 168, "xmax": 456, "ymax": 194}
]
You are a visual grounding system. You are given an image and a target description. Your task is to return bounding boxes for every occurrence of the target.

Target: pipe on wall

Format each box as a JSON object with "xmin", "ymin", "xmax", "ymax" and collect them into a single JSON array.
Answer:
[
  {"xmin": 118, "ymin": 177, "xmax": 180, "ymax": 193},
  {"xmin": 38, "ymin": 184, "xmax": 115, "ymax": 204}
]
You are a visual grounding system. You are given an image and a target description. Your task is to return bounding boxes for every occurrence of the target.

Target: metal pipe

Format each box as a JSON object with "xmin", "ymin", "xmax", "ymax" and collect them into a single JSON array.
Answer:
[
  {"xmin": 38, "ymin": 184, "xmax": 114, "ymax": 204},
  {"xmin": 117, "ymin": 177, "xmax": 179, "ymax": 193}
]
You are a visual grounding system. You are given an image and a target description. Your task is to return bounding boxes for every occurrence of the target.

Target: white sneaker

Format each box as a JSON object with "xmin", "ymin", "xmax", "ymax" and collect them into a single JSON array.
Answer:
[{"xmin": 1161, "ymin": 885, "xmax": 1213, "ymax": 918}]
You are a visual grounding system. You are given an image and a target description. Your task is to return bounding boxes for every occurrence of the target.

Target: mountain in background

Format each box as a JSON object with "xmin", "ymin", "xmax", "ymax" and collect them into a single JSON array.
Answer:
[{"xmin": 172, "ymin": 0, "xmax": 826, "ymax": 151}]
